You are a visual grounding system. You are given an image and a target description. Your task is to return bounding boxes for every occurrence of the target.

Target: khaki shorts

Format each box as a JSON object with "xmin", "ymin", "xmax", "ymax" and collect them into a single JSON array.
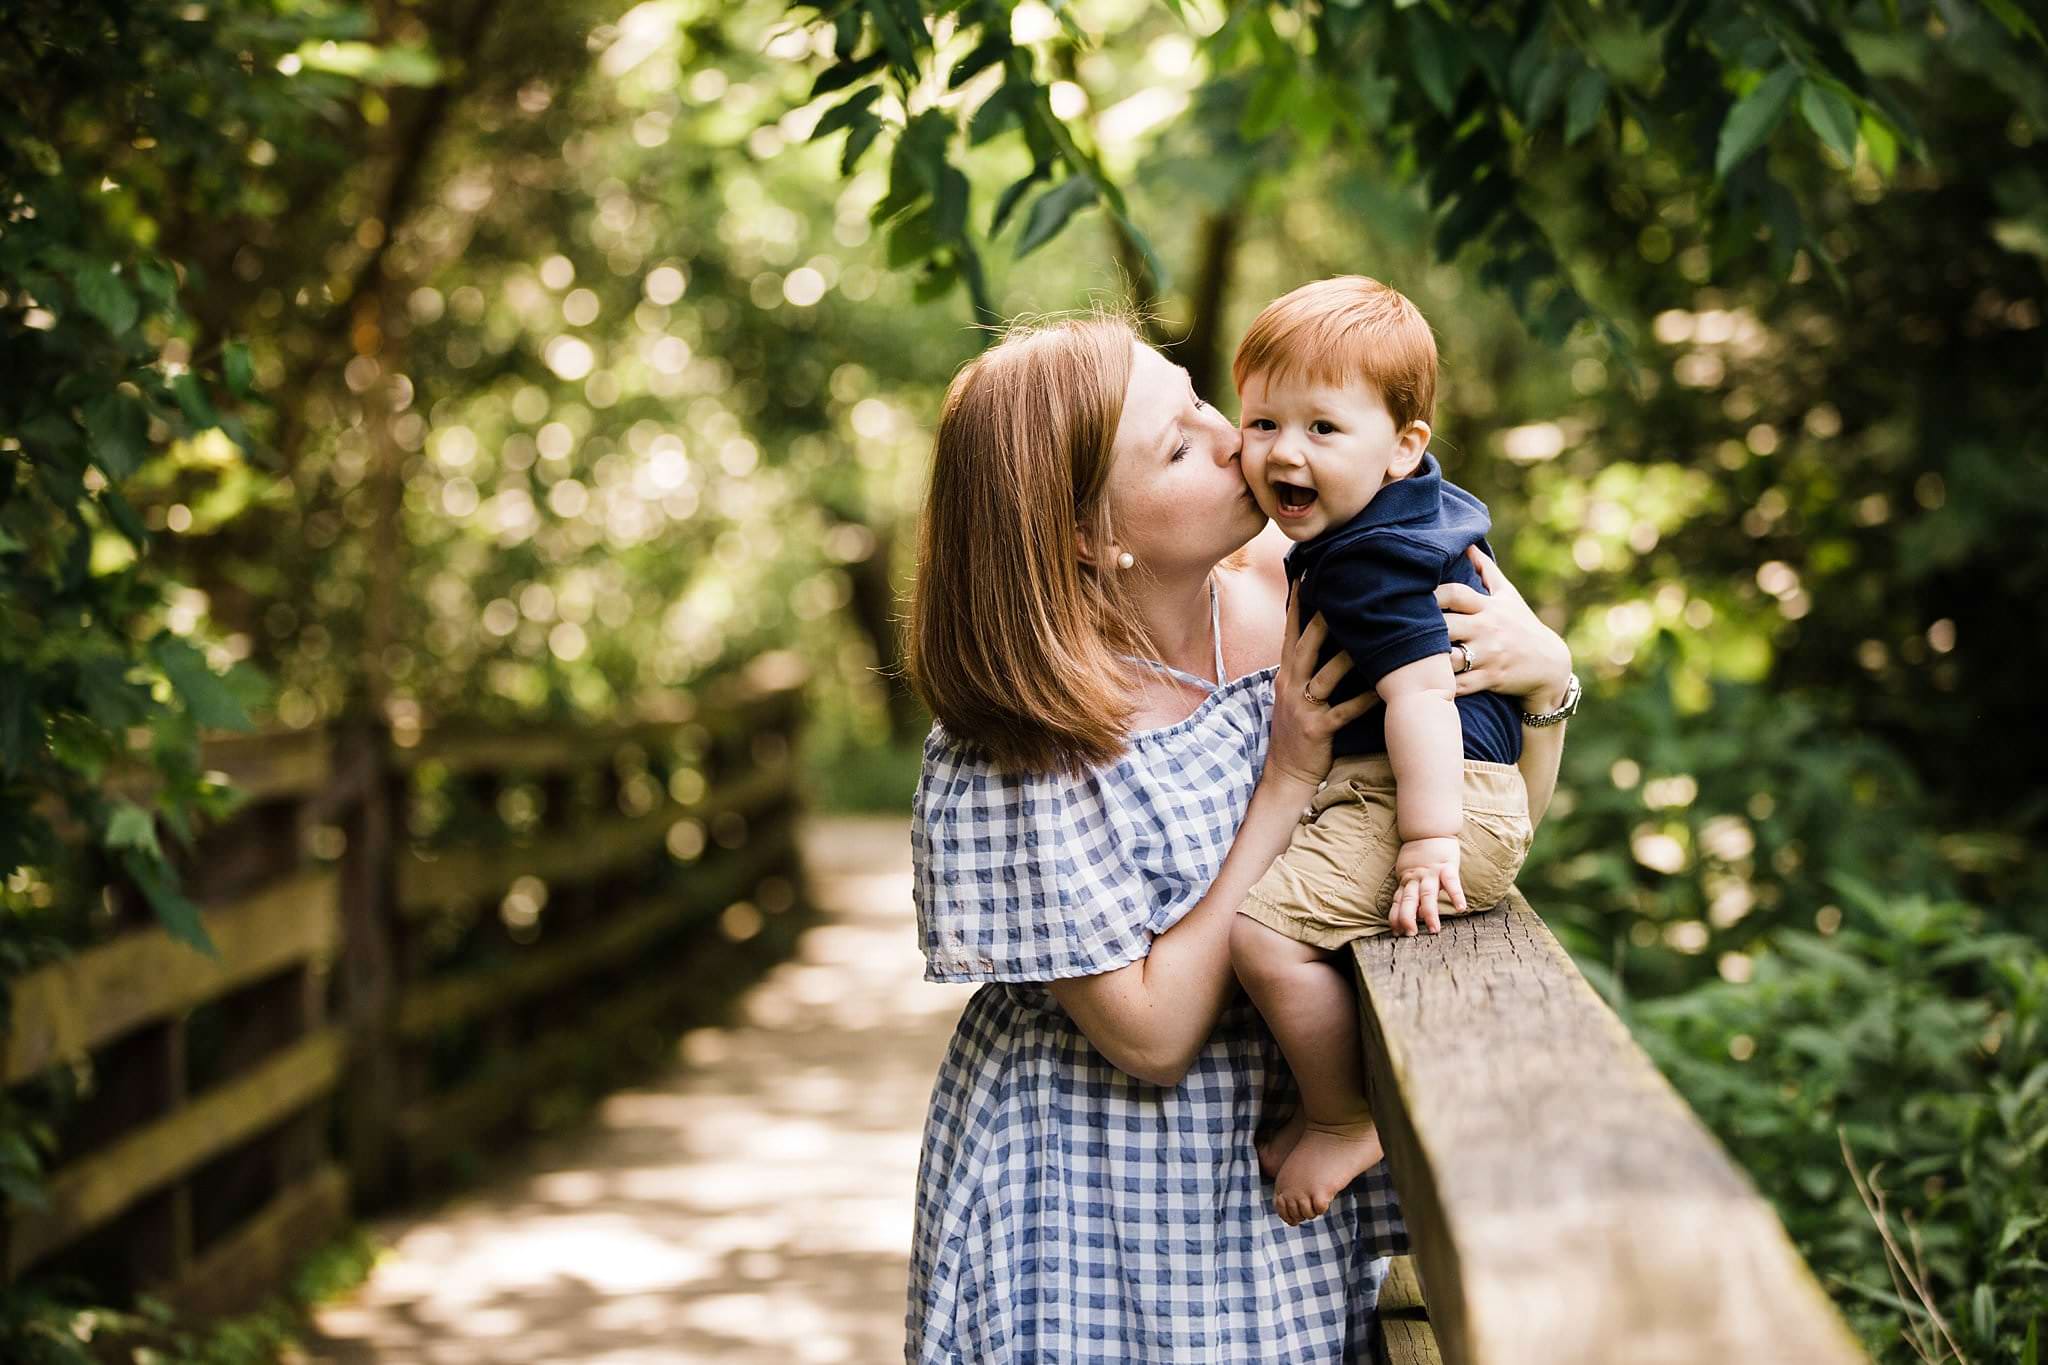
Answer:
[{"xmin": 1240, "ymin": 754, "xmax": 1533, "ymax": 950}]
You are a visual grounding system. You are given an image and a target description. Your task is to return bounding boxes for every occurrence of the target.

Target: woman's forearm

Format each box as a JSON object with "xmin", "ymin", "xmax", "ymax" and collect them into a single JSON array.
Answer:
[
  {"xmin": 1516, "ymin": 670, "xmax": 1571, "ymax": 826},
  {"xmin": 1051, "ymin": 768, "xmax": 1317, "ymax": 1084}
]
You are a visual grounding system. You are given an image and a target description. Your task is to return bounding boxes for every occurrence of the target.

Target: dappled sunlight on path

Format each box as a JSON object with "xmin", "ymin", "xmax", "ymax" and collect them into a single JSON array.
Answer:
[{"xmin": 306, "ymin": 816, "xmax": 970, "ymax": 1364}]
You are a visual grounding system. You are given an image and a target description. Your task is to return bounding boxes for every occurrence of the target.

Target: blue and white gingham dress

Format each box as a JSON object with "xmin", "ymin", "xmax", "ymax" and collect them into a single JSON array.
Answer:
[{"xmin": 907, "ymin": 634, "xmax": 1409, "ymax": 1362}]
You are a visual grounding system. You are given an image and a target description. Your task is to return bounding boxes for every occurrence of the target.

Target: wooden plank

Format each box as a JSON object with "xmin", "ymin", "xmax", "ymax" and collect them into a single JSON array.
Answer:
[
  {"xmin": 335, "ymin": 753, "xmax": 403, "ymax": 1209},
  {"xmin": 396, "ymin": 965, "xmax": 693, "ymax": 1173},
  {"xmin": 4, "ymin": 869, "xmax": 342, "ymax": 1084},
  {"xmin": 393, "ymin": 821, "xmax": 806, "ymax": 1175},
  {"xmin": 99, "ymin": 729, "xmax": 332, "ymax": 807},
  {"xmin": 392, "ymin": 680, "xmax": 800, "ymax": 776},
  {"xmin": 395, "ymin": 716, "xmax": 700, "ymax": 777},
  {"xmin": 395, "ymin": 755, "xmax": 794, "ymax": 917},
  {"xmin": 394, "ymin": 820, "xmax": 799, "ymax": 1038},
  {"xmin": 1376, "ymin": 1257, "xmax": 1442, "ymax": 1365},
  {"xmin": 7, "ymin": 1029, "xmax": 346, "ymax": 1276},
  {"xmin": 164, "ymin": 1163, "xmax": 349, "ymax": 1320},
  {"xmin": 199, "ymin": 729, "xmax": 333, "ymax": 803},
  {"xmin": 1351, "ymin": 892, "xmax": 1866, "ymax": 1365},
  {"xmin": 1381, "ymin": 1254, "xmax": 1428, "ymax": 1313},
  {"xmin": 1381, "ymin": 1318, "xmax": 1446, "ymax": 1365}
]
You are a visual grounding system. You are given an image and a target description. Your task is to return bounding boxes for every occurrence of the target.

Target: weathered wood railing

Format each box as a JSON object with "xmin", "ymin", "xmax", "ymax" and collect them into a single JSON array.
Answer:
[
  {"xmin": 1356, "ymin": 890, "xmax": 1866, "ymax": 1364},
  {"xmin": 1, "ymin": 668, "xmax": 807, "ymax": 1318},
  {"xmin": 2, "ymin": 729, "xmax": 345, "ymax": 1317},
  {"xmin": 351, "ymin": 678, "xmax": 807, "ymax": 1198}
]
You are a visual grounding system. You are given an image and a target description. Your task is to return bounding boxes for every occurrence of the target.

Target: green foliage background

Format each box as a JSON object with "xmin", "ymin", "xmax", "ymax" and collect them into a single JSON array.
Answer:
[{"xmin": 3, "ymin": 0, "xmax": 2044, "ymax": 1358}]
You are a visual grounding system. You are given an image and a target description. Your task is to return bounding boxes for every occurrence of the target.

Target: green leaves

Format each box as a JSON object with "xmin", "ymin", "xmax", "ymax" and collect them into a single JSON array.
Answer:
[
  {"xmin": 1565, "ymin": 68, "xmax": 1607, "ymax": 146},
  {"xmin": 68, "ymin": 264, "xmax": 137, "ymax": 337},
  {"xmin": 1799, "ymin": 83, "xmax": 1859, "ymax": 165},
  {"xmin": 1716, "ymin": 65, "xmax": 1802, "ymax": 179},
  {"xmin": 121, "ymin": 852, "xmax": 216, "ymax": 958},
  {"xmin": 991, "ymin": 165, "xmax": 1048, "ymax": 236},
  {"xmin": 1016, "ymin": 175, "xmax": 1097, "ymax": 257},
  {"xmin": 82, "ymin": 393, "xmax": 148, "ymax": 479},
  {"xmin": 222, "ymin": 342, "xmax": 255, "ymax": 398},
  {"xmin": 813, "ymin": 85, "xmax": 881, "ymax": 141},
  {"xmin": 1980, "ymin": 0, "xmax": 2047, "ymax": 50},
  {"xmin": 169, "ymin": 372, "xmax": 218, "ymax": 429},
  {"xmin": 947, "ymin": 33, "xmax": 1011, "ymax": 89},
  {"xmin": 813, "ymin": 85, "xmax": 884, "ymax": 174},
  {"xmin": 149, "ymin": 636, "xmax": 253, "ymax": 732},
  {"xmin": 1402, "ymin": 5, "xmax": 1468, "ymax": 117},
  {"xmin": 103, "ymin": 800, "xmax": 162, "ymax": 860}
]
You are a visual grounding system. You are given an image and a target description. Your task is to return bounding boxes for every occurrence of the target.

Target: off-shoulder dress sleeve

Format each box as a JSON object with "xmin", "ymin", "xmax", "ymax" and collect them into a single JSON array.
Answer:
[{"xmin": 912, "ymin": 729, "xmax": 1165, "ymax": 984}]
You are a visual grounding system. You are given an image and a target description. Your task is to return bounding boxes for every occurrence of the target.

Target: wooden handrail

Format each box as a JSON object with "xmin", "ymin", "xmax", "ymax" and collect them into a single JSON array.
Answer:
[
  {"xmin": 392, "ymin": 816, "xmax": 797, "ymax": 1038},
  {"xmin": 6, "ymin": 1029, "xmax": 346, "ymax": 1275},
  {"xmin": 387, "ymin": 672, "xmax": 802, "ymax": 777},
  {"xmin": 394, "ymin": 753, "xmax": 793, "ymax": 917},
  {"xmin": 2, "ymin": 669, "xmax": 810, "ymax": 1308},
  {"xmin": 3, "ymin": 869, "xmax": 341, "ymax": 1085},
  {"xmin": 1353, "ymin": 891, "xmax": 1866, "ymax": 1365}
]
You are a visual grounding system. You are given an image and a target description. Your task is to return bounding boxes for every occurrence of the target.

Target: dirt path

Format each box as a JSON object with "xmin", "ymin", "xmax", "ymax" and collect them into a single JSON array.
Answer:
[{"xmin": 305, "ymin": 815, "xmax": 971, "ymax": 1365}]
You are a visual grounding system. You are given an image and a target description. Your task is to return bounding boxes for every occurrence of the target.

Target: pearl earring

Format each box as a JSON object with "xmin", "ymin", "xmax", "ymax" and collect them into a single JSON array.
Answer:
[{"xmin": 1116, "ymin": 551, "xmax": 1135, "ymax": 570}]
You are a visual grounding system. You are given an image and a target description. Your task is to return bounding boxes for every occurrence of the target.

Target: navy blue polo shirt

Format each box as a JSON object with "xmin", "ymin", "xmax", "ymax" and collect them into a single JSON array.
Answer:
[{"xmin": 1285, "ymin": 453, "xmax": 1523, "ymax": 764}]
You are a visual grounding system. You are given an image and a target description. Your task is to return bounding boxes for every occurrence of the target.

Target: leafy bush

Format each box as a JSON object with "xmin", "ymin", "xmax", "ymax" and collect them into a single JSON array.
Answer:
[{"xmin": 1631, "ymin": 883, "xmax": 2046, "ymax": 1362}]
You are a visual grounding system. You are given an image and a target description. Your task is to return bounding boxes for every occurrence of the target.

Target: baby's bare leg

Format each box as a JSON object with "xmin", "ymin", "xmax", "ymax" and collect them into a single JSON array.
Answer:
[{"xmin": 1230, "ymin": 915, "xmax": 1384, "ymax": 1226}]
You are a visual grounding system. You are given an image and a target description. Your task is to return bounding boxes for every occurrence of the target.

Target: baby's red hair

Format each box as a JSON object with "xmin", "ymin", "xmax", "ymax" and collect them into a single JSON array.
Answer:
[{"xmin": 1232, "ymin": 275, "xmax": 1439, "ymax": 430}]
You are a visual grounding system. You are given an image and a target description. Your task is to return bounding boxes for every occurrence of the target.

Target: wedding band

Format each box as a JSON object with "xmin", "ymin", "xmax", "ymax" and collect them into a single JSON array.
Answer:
[
  {"xmin": 1303, "ymin": 683, "xmax": 1326, "ymax": 706},
  {"xmin": 1454, "ymin": 643, "xmax": 1478, "ymax": 675}
]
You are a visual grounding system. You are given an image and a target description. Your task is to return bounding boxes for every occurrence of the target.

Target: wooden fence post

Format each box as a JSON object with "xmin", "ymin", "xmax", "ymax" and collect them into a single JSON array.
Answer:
[{"xmin": 331, "ymin": 719, "xmax": 401, "ymax": 1208}]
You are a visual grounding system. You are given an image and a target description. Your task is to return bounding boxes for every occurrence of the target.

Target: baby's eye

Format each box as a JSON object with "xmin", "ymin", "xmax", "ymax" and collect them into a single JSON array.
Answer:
[
  {"xmin": 1247, "ymin": 418, "xmax": 1276, "ymax": 432},
  {"xmin": 1310, "ymin": 420, "xmax": 1339, "ymax": 436}
]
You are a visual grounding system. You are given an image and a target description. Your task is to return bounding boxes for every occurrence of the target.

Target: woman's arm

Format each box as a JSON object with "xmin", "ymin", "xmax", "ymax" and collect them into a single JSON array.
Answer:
[
  {"xmin": 1437, "ymin": 546, "xmax": 1573, "ymax": 825},
  {"xmin": 1050, "ymin": 766, "xmax": 1319, "ymax": 1085},
  {"xmin": 1049, "ymin": 594, "xmax": 1371, "ymax": 1087}
]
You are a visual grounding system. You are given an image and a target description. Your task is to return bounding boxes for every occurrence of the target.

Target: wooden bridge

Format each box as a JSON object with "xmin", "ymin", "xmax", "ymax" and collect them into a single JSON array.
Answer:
[{"xmin": 2, "ymin": 678, "xmax": 1866, "ymax": 1362}]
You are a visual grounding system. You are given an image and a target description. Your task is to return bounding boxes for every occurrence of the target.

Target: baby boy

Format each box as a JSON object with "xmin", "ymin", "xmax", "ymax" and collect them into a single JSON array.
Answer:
[{"xmin": 1228, "ymin": 275, "xmax": 1537, "ymax": 1226}]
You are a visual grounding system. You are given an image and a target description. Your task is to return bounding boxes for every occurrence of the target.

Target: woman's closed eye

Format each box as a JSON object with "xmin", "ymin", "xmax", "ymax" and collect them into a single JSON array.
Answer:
[{"xmin": 1171, "ymin": 439, "xmax": 1190, "ymax": 463}]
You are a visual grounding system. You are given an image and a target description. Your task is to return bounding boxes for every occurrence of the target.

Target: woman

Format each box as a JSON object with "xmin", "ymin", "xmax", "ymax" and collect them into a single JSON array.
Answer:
[{"xmin": 904, "ymin": 315, "xmax": 1573, "ymax": 1362}]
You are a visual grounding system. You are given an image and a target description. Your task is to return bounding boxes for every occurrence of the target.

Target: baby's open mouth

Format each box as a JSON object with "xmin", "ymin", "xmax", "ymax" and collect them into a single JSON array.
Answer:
[{"xmin": 1273, "ymin": 481, "xmax": 1318, "ymax": 512}]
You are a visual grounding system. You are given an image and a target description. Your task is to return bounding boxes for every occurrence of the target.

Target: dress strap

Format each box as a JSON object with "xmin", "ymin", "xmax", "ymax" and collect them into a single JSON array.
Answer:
[
  {"xmin": 1122, "ymin": 576, "xmax": 1224, "ymax": 695},
  {"xmin": 1209, "ymin": 574, "xmax": 1225, "ymax": 686}
]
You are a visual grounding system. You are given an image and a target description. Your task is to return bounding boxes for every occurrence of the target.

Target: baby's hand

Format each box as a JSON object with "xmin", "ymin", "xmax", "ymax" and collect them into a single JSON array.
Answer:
[{"xmin": 1390, "ymin": 835, "xmax": 1467, "ymax": 936}]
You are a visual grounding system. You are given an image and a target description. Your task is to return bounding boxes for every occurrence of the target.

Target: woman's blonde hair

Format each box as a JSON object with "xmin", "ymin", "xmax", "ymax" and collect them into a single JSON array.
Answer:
[{"xmin": 907, "ymin": 314, "xmax": 1154, "ymax": 774}]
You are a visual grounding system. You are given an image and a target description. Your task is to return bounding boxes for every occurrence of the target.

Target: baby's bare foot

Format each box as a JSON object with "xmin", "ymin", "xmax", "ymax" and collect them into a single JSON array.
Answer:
[
  {"xmin": 1273, "ymin": 1121, "xmax": 1384, "ymax": 1227},
  {"xmin": 1256, "ymin": 1108, "xmax": 1306, "ymax": 1182}
]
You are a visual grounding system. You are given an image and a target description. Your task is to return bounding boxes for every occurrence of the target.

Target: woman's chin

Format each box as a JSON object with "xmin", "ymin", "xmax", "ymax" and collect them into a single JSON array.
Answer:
[{"xmin": 1217, "ymin": 502, "xmax": 1272, "ymax": 559}]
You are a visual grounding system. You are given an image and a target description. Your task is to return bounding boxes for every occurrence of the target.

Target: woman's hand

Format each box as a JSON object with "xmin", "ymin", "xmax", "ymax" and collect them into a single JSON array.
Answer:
[
  {"xmin": 1437, "ymin": 547, "xmax": 1572, "ymax": 712},
  {"xmin": 1267, "ymin": 585, "xmax": 1377, "ymax": 789}
]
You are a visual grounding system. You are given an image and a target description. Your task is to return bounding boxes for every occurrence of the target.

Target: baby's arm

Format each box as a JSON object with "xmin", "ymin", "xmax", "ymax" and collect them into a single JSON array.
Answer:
[{"xmin": 1376, "ymin": 652, "xmax": 1467, "ymax": 935}]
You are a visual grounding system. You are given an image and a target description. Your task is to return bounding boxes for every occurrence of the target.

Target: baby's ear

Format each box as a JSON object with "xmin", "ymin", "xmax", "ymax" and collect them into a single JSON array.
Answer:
[{"xmin": 1387, "ymin": 420, "xmax": 1432, "ymax": 479}]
